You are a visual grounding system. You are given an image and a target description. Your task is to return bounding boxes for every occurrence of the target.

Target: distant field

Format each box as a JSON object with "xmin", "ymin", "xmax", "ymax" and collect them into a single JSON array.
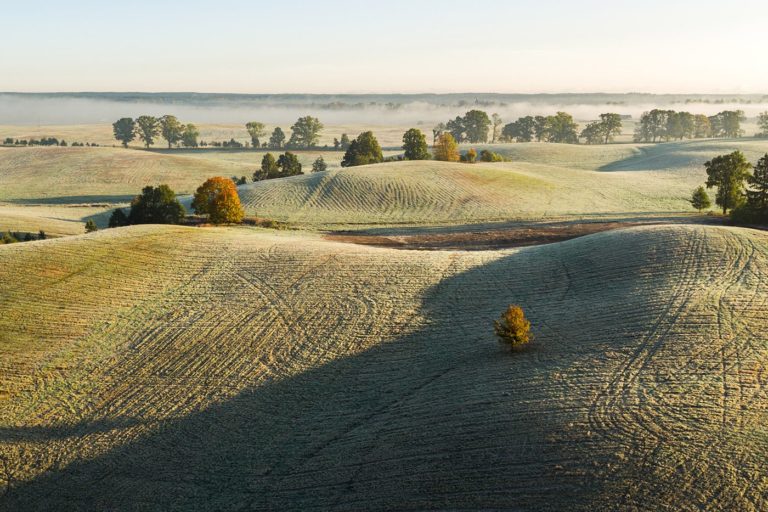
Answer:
[
  {"xmin": 1, "ymin": 138, "xmax": 767, "ymax": 234},
  {"xmin": 1, "ymin": 224, "xmax": 767, "ymax": 509},
  {"xmin": 236, "ymin": 139, "xmax": 768, "ymax": 227}
]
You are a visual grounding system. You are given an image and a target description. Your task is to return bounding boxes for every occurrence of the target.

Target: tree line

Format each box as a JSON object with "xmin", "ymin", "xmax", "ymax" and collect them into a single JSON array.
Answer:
[
  {"xmin": 2, "ymin": 137, "xmax": 98, "ymax": 147},
  {"xmin": 633, "ymin": 109, "xmax": 745, "ymax": 142}
]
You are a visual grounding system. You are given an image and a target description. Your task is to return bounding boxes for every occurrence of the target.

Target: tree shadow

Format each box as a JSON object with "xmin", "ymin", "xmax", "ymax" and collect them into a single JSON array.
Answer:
[{"xmin": 0, "ymin": 240, "xmax": 629, "ymax": 510}]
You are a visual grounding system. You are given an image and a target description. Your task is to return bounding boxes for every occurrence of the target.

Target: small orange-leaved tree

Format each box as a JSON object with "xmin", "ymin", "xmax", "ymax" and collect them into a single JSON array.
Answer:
[
  {"xmin": 192, "ymin": 176, "xmax": 245, "ymax": 224},
  {"xmin": 493, "ymin": 305, "xmax": 532, "ymax": 348}
]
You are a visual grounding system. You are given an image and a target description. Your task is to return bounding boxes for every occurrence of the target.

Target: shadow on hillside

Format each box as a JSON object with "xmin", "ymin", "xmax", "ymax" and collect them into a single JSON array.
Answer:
[
  {"xmin": 0, "ymin": 247, "xmax": 607, "ymax": 510},
  {"xmin": 598, "ymin": 138, "xmax": 768, "ymax": 172}
]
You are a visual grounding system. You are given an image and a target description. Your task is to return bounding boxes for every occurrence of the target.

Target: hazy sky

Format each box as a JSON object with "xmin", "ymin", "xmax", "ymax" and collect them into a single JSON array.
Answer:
[{"xmin": 1, "ymin": 0, "xmax": 766, "ymax": 94}]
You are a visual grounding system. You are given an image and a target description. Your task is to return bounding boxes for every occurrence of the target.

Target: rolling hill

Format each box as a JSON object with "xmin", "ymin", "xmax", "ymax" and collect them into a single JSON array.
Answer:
[{"xmin": 1, "ymin": 224, "xmax": 767, "ymax": 510}]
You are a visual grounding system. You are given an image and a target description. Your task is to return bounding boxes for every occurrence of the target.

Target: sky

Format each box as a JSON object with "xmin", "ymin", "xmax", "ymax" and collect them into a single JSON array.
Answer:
[{"xmin": 1, "ymin": 0, "xmax": 767, "ymax": 94}]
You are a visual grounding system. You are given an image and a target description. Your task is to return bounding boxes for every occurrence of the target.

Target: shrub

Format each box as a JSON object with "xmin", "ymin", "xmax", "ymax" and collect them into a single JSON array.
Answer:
[
  {"xmin": 312, "ymin": 156, "xmax": 328, "ymax": 173},
  {"xmin": 2, "ymin": 232, "xmax": 18, "ymax": 244},
  {"xmin": 480, "ymin": 149, "xmax": 504, "ymax": 162},
  {"xmin": 493, "ymin": 305, "xmax": 532, "ymax": 348},
  {"xmin": 85, "ymin": 220, "xmax": 98, "ymax": 233}
]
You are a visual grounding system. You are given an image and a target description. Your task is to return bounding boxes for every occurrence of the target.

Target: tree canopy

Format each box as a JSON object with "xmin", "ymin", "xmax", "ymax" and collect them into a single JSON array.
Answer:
[
  {"xmin": 690, "ymin": 186, "xmax": 712, "ymax": 212},
  {"xmin": 311, "ymin": 156, "xmax": 327, "ymax": 173},
  {"xmin": 129, "ymin": 184, "xmax": 186, "ymax": 224},
  {"xmin": 135, "ymin": 115, "xmax": 160, "ymax": 148},
  {"xmin": 433, "ymin": 133, "xmax": 460, "ymax": 162},
  {"xmin": 268, "ymin": 127, "xmax": 286, "ymax": 149},
  {"xmin": 341, "ymin": 131, "xmax": 384, "ymax": 167},
  {"xmin": 191, "ymin": 177, "xmax": 245, "ymax": 224},
  {"xmin": 705, "ymin": 150, "xmax": 752, "ymax": 214},
  {"xmin": 160, "ymin": 115, "xmax": 185, "ymax": 148},
  {"xmin": 246, "ymin": 122, "xmax": 267, "ymax": 148},
  {"xmin": 112, "ymin": 118, "xmax": 136, "ymax": 147},
  {"xmin": 288, "ymin": 116, "xmax": 324, "ymax": 148},
  {"xmin": 402, "ymin": 128, "xmax": 430, "ymax": 160},
  {"xmin": 277, "ymin": 152, "xmax": 303, "ymax": 176}
]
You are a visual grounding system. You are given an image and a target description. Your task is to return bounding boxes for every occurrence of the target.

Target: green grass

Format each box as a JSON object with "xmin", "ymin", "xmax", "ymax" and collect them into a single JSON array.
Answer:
[{"xmin": 1, "ymin": 224, "xmax": 767, "ymax": 509}]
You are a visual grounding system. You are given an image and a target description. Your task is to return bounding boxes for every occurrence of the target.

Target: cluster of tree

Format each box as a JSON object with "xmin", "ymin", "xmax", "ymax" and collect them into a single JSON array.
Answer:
[
  {"xmin": 580, "ymin": 114, "xmax": 623, "ymax": 144},
  {"xmin": 242, "ymin": 117, "xmax": 324, "ymax": 150},
  {"xmin": 2, "ymin": 137, "xmax": 97, "ymax": 147},
  {"xmin": 1, "ymin": 230, "xmax": 46, "ymax": 244},
  {"xmin": 112, "ymin": 116, "xmax": 200, "ymax": 148},
  {"xmin": 696, "ymin": 151, "xmax": 768, "ymax": 224},
  {"xmin": 253, "ymin": 152, "xmax": 303, "ymax": 181},
  {"xmin": 109, "ymin": 178, "xmax": 245, "ymax": 227},
  {"xmin": 500, "ymin": 112, "xmax": 580, "ymax": 144},
  {"xmin": 435, "ymin": 110, "xmax": 494, "ymax": 144},
  {"xmin": 634, "ymin": 110, "xmax": 744, "ymax": 142},
  {"xmin": 333, "ymin": 134, "xmax": 351, "ymax": 150}
]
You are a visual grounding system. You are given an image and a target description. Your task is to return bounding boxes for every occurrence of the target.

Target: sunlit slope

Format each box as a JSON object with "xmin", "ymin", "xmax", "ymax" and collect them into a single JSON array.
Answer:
[
  {"xmin": 237, "ymin": 159, "xmax": 695, "ymax": 225},
  {"xmin": 1, "ymin": 224, "xmax": 767, "ymax": 510},
  {"xmin": 0, "ymin": 147, "xmax": 252, "ymax": 203}
]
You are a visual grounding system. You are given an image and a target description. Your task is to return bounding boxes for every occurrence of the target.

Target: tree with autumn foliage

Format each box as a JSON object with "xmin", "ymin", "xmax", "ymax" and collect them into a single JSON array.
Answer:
[
  {"xmin": 433, "ymin": 133, "xmax": 460, "ymax": 162},
  {"xmin": 192, "ymin": 177, "xmax": 245, "ymax": 224},
  {"xmin": 494, "ymin": 305, "xmax": 533, "ymax": 349}
]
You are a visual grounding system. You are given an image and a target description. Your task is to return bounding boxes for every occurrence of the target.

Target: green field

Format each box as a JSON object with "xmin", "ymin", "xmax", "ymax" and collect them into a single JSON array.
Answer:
[{"xmin": 1, "ymin": 224, "xmax": 767, "ymax": 509}]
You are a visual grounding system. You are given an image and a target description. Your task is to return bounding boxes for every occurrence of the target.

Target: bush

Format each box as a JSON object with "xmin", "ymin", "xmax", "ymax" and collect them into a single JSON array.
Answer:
[
  {"xmin": 129, "ymin": 185, "xmax": 186, "ymax": 225},
  {"xmin": 108, "ymin": 208, "xmax": 130, "ymax": 228},
  {"xmin": 493, "ymin": 305, "xmax": 532, "ymax": 348},
  {"xmin": 85, "ymin": 220, "xmax": 98, "ymax": 233},
  {"xmin": 480, "ymin": 149, "xmax": 505, "ymax": 162}
]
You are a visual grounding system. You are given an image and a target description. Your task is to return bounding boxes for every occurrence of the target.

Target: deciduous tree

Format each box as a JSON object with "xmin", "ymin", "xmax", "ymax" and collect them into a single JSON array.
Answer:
[
  {"xmin": 191, "ymin": 177, "xmax": 244, "ymax": 224},
  {"xmin": 311, "ymin": 156, "xmax": 327, "ymax": 173},
  {"xmin": 705, "ymin": 150, "xmax": 752, "ymax": 214},
  {"xmin": 136, "ymin": 115, "xmax": 160, "ymax": 148},
  {"xmin": 288, "ymin": 116, "xmax": 324, "ymax": 148},
  {"xmin": 160, "ymin": 115, "xmax": 185, "ymax": 148},
  {"xmin": 402, "ymin": 128, "xmax": 430, "ymax": 160},
  {"xmin": 112, "ymin": 117, "xmax": 136, "ymax": 147},
  {"xmin": 341, "ymin": 131, "xmax": 384, "ymax": 167},
  {"xmin": 277, "ymin": 152, "xmax": 303, "ymax": 176},
  {"xmin": 433, "ymin": 133, "xmax": 460, "ymax": 162},
  {"xmin": 268, "ymin": 127, "xmax": 286, "ymax": 149},
  {"xmin": 129, "ymin": 184, "xmax": 186, "ymax": 224},
  {"xmin": 246, "ymin": 122, "xmax": 267, "ymax": 148}
]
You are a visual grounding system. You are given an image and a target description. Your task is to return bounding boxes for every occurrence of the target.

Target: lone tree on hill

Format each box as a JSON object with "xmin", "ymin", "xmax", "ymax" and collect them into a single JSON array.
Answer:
[
  {"xmin": 402, "ymin": 128, "xmax": 430, "ymax": 160},
  {"xmin": 192, "ymin": 177, "xmax": 245, "ymax": 224},
  {"xmin": 160, "ymin": 115, "xmax": 185, "ymax": 148},
  {"xmin": 494, "ymin": 305, "xmax": 533, "ymax": 349},
  {"xmin": 705, "ymin": 150, "xmax": 752, "ymax": 214},
  {"xmin": 341, "ymin": 131, "xmax": 384, "ymax": 167},
  {"xmin": 135, "ymin": 115, "xmax": 161, "ymax": 148},
  {"xmin": 433, "ymin": 133, "xmax": 460, "ymax": 162},
  {"xmin": 690, "ymin": 186, "xmax": 712, "ymax": 212},
  {"xmin": 129, "ymin": 184, "xmax": 186, "ymax": 224},
  {"xmin": 112, "ymin": 117, "xmax": 136, "ymax": 147},
  {"xmin": 288, "ymin": 116, "xmax": 324, "ymax": 148},
  {"xmin": 246, "ymin": 122, "xmax": 267, "ymax": 148}
]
